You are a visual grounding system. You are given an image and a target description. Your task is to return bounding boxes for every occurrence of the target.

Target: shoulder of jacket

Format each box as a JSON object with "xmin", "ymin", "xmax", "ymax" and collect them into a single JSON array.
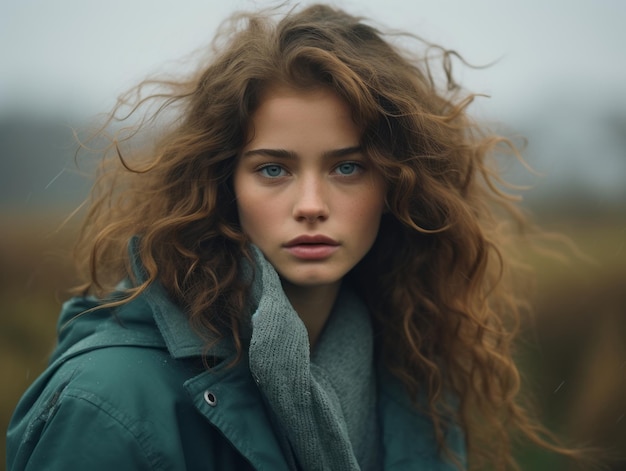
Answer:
[
  {"xmin": 8, "ymin": 365, "xmax": 169, "ymax": 471},
  {"xmin": 8, "ymin": 344, "xmax": 208, "ymax": 471}
]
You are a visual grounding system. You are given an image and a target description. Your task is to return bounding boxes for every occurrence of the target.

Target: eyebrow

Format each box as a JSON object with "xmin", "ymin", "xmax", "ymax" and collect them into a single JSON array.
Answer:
[{"xmin": 242, "ymin": 145, "xmax": 363, "ymax": 160}]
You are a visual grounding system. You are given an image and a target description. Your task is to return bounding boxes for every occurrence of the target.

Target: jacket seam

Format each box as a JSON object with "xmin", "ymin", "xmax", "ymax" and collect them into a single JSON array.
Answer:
[{"xmin": 60, "ymin": 387, "xmax": 167, "ymax": 470}]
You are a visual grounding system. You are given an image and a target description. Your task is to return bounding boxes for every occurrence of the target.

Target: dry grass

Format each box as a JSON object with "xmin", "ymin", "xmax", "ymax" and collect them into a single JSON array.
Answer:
[{"xmin": 515, "ymin": 218, "xmax": 626, "ymax": 469}]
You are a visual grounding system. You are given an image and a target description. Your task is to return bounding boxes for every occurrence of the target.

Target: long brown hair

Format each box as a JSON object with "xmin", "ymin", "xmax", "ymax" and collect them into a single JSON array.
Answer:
[{"xmin": 74, "ymin": 4, "xmax": 581, "ymax": 469}]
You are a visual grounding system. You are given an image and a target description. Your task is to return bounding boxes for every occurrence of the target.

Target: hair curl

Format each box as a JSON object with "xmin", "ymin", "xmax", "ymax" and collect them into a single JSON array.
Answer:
[{"xmin": 73, "ymin": 4, "xmax": 583, "ymax": 469}]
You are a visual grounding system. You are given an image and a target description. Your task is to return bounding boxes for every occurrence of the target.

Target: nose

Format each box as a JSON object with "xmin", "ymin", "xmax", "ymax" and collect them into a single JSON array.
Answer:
[{"xmin": 292, "ymin": 176, "xmax": 330, "ymax": 223}]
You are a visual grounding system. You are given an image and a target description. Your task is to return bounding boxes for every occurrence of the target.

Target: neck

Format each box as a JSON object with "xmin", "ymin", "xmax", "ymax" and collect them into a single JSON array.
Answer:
[{"xmin": 280, "ymin": 280, "xmax": 341, "ymax": 348}]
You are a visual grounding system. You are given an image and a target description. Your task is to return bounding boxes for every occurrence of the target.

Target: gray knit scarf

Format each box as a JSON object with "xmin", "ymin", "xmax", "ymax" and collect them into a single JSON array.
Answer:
[{"xmin": 246, "ymin": 246, "xmax": 381, "ymax": 470}]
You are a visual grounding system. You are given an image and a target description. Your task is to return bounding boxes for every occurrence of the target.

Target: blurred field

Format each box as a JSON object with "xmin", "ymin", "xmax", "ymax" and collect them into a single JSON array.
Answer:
[
  {"xmin": 1, "ymin": 211, "xmax": 81, "ymax": 468},
  {"xmin": 1, "ymin": 209, "xmax": 625, "ymax": 470},
  {"xmin": 515, "ymin": 214, "xmax": 626, "ymax": 470}
]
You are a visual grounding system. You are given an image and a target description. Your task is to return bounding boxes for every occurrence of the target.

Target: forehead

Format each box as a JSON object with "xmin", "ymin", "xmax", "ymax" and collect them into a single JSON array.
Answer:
[
  {"xmin": 245, "ymin": 85, "xmax": 361, "ymax": 148},
  {"xmin": 254, "ymin": 84, "xmax": 351, "ymax": 119}
]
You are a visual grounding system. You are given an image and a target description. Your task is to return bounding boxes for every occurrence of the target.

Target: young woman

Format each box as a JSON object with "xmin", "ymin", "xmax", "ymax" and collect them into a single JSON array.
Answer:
[{"xmin": 8, "ymin": 4, "xmax": 575, "ymax": 470}]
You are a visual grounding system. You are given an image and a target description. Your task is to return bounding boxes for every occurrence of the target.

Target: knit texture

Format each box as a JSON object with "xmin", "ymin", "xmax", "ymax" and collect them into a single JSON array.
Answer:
[{"xmin": 246, "ymin": 246, "xmax": 381, "ymax": 470}]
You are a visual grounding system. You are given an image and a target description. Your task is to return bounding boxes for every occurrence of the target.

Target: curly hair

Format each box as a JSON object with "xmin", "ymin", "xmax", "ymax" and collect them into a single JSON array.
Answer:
[{"xmin": 73, "ymin": 4, "xmax": 580, "ymax": 469}]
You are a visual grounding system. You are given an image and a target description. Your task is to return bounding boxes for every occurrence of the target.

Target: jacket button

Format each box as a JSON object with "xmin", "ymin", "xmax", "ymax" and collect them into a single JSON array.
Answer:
[{"xmin": 203, "ymin": 390, "xmax": 217, "ymax": 407}]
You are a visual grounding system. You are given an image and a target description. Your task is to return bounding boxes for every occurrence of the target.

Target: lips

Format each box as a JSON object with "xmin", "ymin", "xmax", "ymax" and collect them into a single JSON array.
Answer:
[
  {"xmin": 283, "ymin": 235, "xmax": 339, "ymax": 247},
  {"xmin": 283, "ymin": 235, "xmax": 340, "ymax": 260}
]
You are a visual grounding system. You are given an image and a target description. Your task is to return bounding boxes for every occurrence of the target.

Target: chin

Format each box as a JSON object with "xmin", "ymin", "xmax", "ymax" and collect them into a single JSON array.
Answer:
[{"xmin": 280, "ymin": 272, "xmax": 345, "ymax": 289}]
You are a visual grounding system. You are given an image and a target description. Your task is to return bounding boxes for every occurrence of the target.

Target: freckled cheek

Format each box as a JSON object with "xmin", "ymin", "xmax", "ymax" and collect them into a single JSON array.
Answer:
[
  {"xmin": 236, "ymin": 192, "xmax": 285, "ymax": 241},
  {"xmin": 345, "ymin": 185, "xmax": 386, "ymax": 220},
  {"xmin": 238, "ymin": 199, "xmax": 265, "ymax": 229},
  {"xmin": 234, "ymin": 184, "xmax": 257, "ymax": 234},
  {"xmin": 337, "ymin": 200, "xmax": 384, "ymax": 242},
  {"xmin": 234, "ymin": 174, "xmax": 265, "ymax": 230},
  {"xmin": 361, "ymin": 195, "xmax": 387, "ymax": 239}
]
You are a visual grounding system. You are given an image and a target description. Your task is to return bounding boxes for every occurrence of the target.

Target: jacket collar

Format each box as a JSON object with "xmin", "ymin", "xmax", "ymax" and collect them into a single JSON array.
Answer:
[{"xmin": 127, "ymin": 236, "xmax": 235, "ymax": 360}]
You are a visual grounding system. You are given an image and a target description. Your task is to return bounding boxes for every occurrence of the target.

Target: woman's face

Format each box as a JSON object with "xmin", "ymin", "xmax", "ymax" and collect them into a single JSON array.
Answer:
[{"xmin": 234, "ymin": 85, "xmax": 387, "ymax": 291}]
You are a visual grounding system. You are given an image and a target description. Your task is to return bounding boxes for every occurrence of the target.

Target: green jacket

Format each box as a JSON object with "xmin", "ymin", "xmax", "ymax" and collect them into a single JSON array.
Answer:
[{"xmin": 7, "ymin": 278, "xmax": 466, "ymax": 470}]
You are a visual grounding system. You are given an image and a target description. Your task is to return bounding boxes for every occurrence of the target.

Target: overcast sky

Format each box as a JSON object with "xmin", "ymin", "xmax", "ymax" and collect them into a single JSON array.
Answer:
[
  {"xmin": 2, "ymin": 0, "xmax": 625, "ymax": 116},
  {"xmin": 1, "ymin": 0, "xmax": 625, "ymax": 202}
]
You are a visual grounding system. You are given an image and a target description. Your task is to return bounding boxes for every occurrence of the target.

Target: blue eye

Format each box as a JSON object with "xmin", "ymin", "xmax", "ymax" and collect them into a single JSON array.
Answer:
[
  {"xmin": 259, "ymin": 165, "xmax": 286, "ymax": 178},
  {"xmin": 335, "ymin": 162, "xmax": 360, "ymax": 175}
]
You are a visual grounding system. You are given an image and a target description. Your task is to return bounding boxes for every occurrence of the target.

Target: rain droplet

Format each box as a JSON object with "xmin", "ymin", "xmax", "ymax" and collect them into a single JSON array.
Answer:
[
  {"xmin": 44, "ymin": 168, "xmax": 66, "ymax": 190},
  {"xmin": 553, "ymin": 380, "xmax": 565, "ymax": 394}
]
